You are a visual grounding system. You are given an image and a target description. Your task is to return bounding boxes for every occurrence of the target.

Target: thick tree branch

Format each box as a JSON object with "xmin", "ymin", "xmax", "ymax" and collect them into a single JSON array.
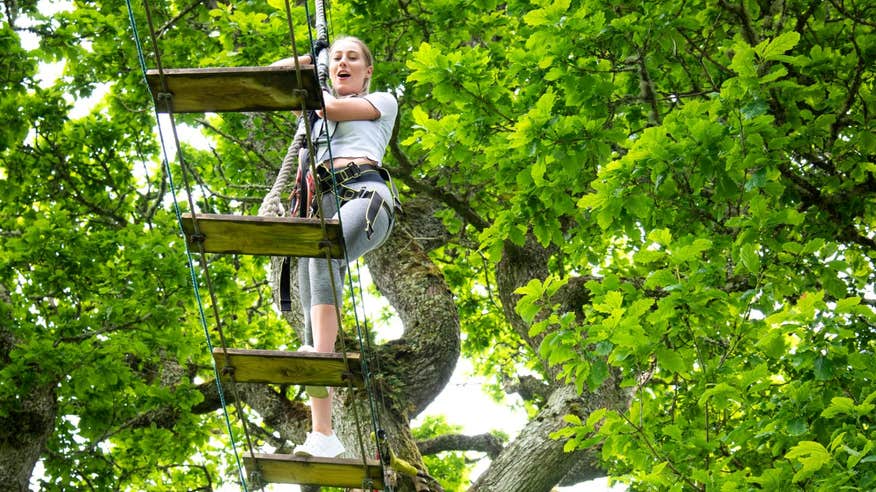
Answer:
[
  {"xmin": 367, "ymin": 206, "xmax": 461, "ymax": 416},
  {"xmin": 0, "ymin": 286, "xmax": 57, "ymax": 490},
  {"xmin": 637, "ymin": 52, "xmax": 662, "ymax": 125},
  {"xmin": 503, "ymin": 374, "xmax": 551, "ymax": 402},
  {"xmin": 469, "ymin": 382, "xmax": 626, "ymax": 491},
  {"xmin": 417, "ymin": 433, "xmax": 504, "ymax": 459}
]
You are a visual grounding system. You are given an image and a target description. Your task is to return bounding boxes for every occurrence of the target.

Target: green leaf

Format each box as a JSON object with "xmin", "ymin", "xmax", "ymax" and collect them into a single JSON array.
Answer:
[
  {"xmin": 563, "ymin": 438, "xmax": 578, "ymax": 452},
  {"xmin": 835, "ymin": 296, "xmax": 861, "ymax": 313},
  {"xmin": 785, "ymin": 441, "xmax": 831, "ymax": 483},
  {"xmin": 656, "ymin": 347, "xmax": 686, "ymax": 374},
  {"xmin": 814, "ymin": 355, "xmax": 834, "ymax": 380},
  {"xmin": 821, "ymin": 397, "xmax": 856, "ymax": 419},
  {"xmin": 739, "ymin": 243, "xmax": 761, "ymax": 273},
  {"xmin": 744, "ymin": 167, "xmax": 767, "ymax": 191},
  {"xmin": 588, "ymin": 359, "xmax": 609, "ymax": 390},
  {"xmin": 756, "ymin": 330, "xmax": 787, "ymax": 359},
  {"xmin": 594, "ymin": 290, "xmax": 624, "ymax": 314},
  {"xmin": 647, "ymin": 228, "xmax": 673, "ymax": 246},
  {"xmin": 729, "ymin": 42, "xmax": 757, "ymax": 78},
  {"xmin": 586, "ymin": 408, "xmax": 607, "ymax": 428},
  {"xmin": 515, "ymin": 278, "xmax": 546, "ymax": 324},
  {"xmin": 644, "ymin": 269, "xmax": 676, "ymax": 289},
  {"xmin": 748, "ymin": 468, "xmax": 789, "ymax": 489},
  {"xmin": 625, "ymin": 193, "xmax": 651, "ymax": 219},
  {"xmin": 670, "ymin": 238, "xmax": 712, "ymax": 263},
  {"xmin": 757, "ymin": 31, "xmax": 801, "ymax": 61},
  {"xmin": 699, "ymin": 383, "xmax": 738, "ymax": 411},
  {"xmin": 787, "ymin": 419, "xmax": 808, "ymax": 437}
]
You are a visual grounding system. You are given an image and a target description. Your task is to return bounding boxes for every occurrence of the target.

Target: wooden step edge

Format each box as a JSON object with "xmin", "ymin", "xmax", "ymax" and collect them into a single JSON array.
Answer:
[
  {"xmin": 180, "ymin": 213, "xmax": 344, "ymax": 258},
  {"xmin": 244, "ymin": 452, "xmax": 384, "ymax": 488},
  {"xmin": 145, "ymin": 65, "xmax": 322, "ymax": 113},
  {"xmin": 212, "ymin": 347, "xmax": 363, "ymax": 387}
]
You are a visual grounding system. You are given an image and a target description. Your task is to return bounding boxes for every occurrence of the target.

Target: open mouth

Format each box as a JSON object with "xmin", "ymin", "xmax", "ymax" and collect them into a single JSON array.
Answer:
[{"xmin": 338, "ymin": 72, "xmax": 351, "ymax": 79}]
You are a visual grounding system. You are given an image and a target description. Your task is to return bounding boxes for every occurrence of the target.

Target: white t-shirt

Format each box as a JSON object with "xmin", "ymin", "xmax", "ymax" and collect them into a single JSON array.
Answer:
[{"xmin": 313, "ymin": 92, "xmax": 398, "ymax": 164}]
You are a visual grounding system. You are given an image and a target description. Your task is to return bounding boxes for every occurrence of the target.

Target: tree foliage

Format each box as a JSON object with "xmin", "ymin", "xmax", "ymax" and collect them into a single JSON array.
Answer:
[{"xmin": 1, "ymin": 0, "xmax": 873, "ymax": 491}]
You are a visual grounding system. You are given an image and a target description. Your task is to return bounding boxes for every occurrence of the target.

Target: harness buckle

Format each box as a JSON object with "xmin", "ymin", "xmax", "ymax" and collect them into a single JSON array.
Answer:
[{"xmin": 345, "ymin": 162, "xmax": 362, "ymax": 178}]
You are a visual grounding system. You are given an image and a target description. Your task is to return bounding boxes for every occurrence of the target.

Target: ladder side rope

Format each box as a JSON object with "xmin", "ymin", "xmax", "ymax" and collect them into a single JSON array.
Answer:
[
  {"xmin": 250, "ymin": 0, "xmax": 378, "ymax": 481},
  {"xmin": 296, "ymin": 0, "xmax": 377, "ymax": 463},
  {"xmin": 127, "ymin": 0, "xmax": 285, "ymax": 489},
  {"xmin": 283, "ymin": 0, "xmax": 309, "ymax": 95},
  {"xmin": 140, "ymin": 3, "xmax": 264, "ymax": 488},
  {"xmin": 292, "ymin": 38, "xmax": 377, "ymax": 488},
  {"xmin": 309, "ymin": 71, "xmax": 393, "ymax": 492},
  {"xmin": 125, "ymin": 1, "xmax": 254, "ymax": 488},
  {"xmin": 312, "ymin": 0, "xmax": 330, "ymax": 89},
  {"xmin": 351, "ymin": 258, "xmax": 395, "ymax": 472},
  {"xmin": 293, "ymin": 19, "xmax": 380, "ymax": 486}
]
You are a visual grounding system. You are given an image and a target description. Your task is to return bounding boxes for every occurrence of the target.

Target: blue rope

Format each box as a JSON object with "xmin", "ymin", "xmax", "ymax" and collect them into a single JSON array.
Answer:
[{"xmin": 123, "ymin": 1, "xmax": 250, "ymax": 489}]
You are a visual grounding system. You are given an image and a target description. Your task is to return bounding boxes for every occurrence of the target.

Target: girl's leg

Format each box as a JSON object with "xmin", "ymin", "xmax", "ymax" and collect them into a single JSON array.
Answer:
[
  {"xmin": 309, "ymin": 303, "xmax": 338, "ymax": 435},
  {"xmin": 295, "ymin": 182, "xmax": 393, "ymax": 456},
  {"xmin": 297, "ymin": 259, "xmax": 313, "ymax": 345}
]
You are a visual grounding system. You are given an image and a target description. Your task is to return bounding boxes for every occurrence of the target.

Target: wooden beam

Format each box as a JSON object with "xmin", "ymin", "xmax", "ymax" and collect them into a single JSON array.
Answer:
[
  {"xmin": 146, "ymin": 66, "xmax": 322, "ymax": 113},
  {"xmin": 212, "ymin": 348, "xmax": 362, "ymax": 387},
  {"xmin": 245, "ymin": 453, "xmax": 384, "ymax": 488},
  {"xmin": 180, "ymin": 213, "xmax": 344, "ymax": 258}
]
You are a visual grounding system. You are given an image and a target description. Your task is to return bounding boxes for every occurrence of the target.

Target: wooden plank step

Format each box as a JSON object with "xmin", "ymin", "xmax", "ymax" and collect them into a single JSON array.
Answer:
[
  {"xmin": 146, "ymin": 65, "xmax": 322, "ymax": 113},
  {"xmin": 181, "ymin": 213, "xmax": 343, "ymax": 258},
  {"xmin": 213, "ymin": 348, "xmax": 363, "ymax": 387},
  {"xmin": 245, "ymin": 453, "xmax": 384, "ymax": 488}
]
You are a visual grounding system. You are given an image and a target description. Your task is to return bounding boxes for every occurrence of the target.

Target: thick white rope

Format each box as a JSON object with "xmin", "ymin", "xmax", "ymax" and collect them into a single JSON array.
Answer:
[{"xmin": 258, "ymin": 122, "xmax": 306, "ymax": 217}]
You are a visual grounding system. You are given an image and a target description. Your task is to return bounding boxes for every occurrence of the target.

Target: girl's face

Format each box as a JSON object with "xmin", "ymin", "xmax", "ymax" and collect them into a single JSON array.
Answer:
[{"xmin": 329, "ymin": 39, "xmax": 373, "ymax": 96}]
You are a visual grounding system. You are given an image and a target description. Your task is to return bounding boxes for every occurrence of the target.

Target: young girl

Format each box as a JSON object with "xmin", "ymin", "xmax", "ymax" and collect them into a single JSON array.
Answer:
[{"xmin": 275, "ymin": 36, "xmax": 398, "ymax": 458}]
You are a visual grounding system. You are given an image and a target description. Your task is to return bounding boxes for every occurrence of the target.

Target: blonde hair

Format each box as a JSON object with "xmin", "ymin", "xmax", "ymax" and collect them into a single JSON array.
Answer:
[{"xmin": 329, "ymin": 36, "xmax": 374, "ymax": 95}]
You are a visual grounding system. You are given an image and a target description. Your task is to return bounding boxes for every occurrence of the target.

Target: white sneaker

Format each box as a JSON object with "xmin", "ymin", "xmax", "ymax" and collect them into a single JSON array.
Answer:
[
  {"xmin": 297, "ymin": 345, "xmax": 329, "ymax": 398},
  {"xmin": 293, "ymin": 431, "xmax": 346, "ymax": 458}
]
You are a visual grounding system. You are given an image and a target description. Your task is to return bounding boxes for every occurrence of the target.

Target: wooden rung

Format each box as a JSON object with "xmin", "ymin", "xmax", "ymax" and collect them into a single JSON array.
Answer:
[
  {"xmin": 213, "ymin": 348, "xmax": 363, "ymax": 387},
  {"xmin": 181, "ymin": 213, "xmax": 343, "ymax": 258},
  {"xmin": 146, "ymin": 66, "xmax": 322, "ymax": 113},
  {"xmin": 245, "ymin": 453, "xmax": 384, "ymax": 488}
]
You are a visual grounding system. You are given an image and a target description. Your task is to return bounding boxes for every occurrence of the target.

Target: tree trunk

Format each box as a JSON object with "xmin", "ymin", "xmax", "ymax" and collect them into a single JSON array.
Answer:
[
  {"xmin": 0, "ymin": 285, "xmax": 57, "ymax": 491},
  {"xmin": 0, "ymin": 385, "xmax": 56, "ymax": 492},
  {"xmin": 267, "ymin": 199, "xmax": 461, "ymax": 491},
  {"xmin": 469, "ymin": 385, "xmax": 599, "ymax": 492}
]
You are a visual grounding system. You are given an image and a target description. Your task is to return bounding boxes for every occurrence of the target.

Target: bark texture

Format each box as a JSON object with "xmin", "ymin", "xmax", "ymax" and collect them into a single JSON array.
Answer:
[
  {"xmin": 469, "ymin": 385, "xmax": 601, "ymax": 492},
  {"xmin": 0, "ymin": 284, "xmax": 57, "ymax": 491}
]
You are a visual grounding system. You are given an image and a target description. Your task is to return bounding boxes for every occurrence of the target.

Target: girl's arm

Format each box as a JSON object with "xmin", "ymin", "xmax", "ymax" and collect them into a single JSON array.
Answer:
[
  {"xmin": 270, "ymin": 54, "xmax": 313, "ymax": 67},
  {"xmin": 319, "ymin": 91, "xmax": 380, "ymax": 121}
]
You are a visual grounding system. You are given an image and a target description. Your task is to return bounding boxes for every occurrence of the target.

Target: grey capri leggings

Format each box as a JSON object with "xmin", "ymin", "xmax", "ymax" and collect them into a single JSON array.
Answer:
[{"xmin": 298, "ymin": 176, "xmax": 395, "ymax": 337}]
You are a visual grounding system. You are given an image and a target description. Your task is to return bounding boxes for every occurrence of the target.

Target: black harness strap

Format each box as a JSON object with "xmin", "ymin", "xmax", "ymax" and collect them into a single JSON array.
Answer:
[
  {"xmin": 279, "ymin": 258, "xmax": 294, "ymax": 312},
  {"xmin": 316, "ymin": 162, "xmax": 381, "ymax": 189},
  {"xmin": 279, "ymin": 166, "xmax": 398, "ymax": 311}
]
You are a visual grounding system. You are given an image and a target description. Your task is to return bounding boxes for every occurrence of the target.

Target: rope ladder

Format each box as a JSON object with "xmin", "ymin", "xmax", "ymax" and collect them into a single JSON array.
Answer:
[{"xmin": 124, "ymin": 0, "xmax": 403, "ymax": 488}]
